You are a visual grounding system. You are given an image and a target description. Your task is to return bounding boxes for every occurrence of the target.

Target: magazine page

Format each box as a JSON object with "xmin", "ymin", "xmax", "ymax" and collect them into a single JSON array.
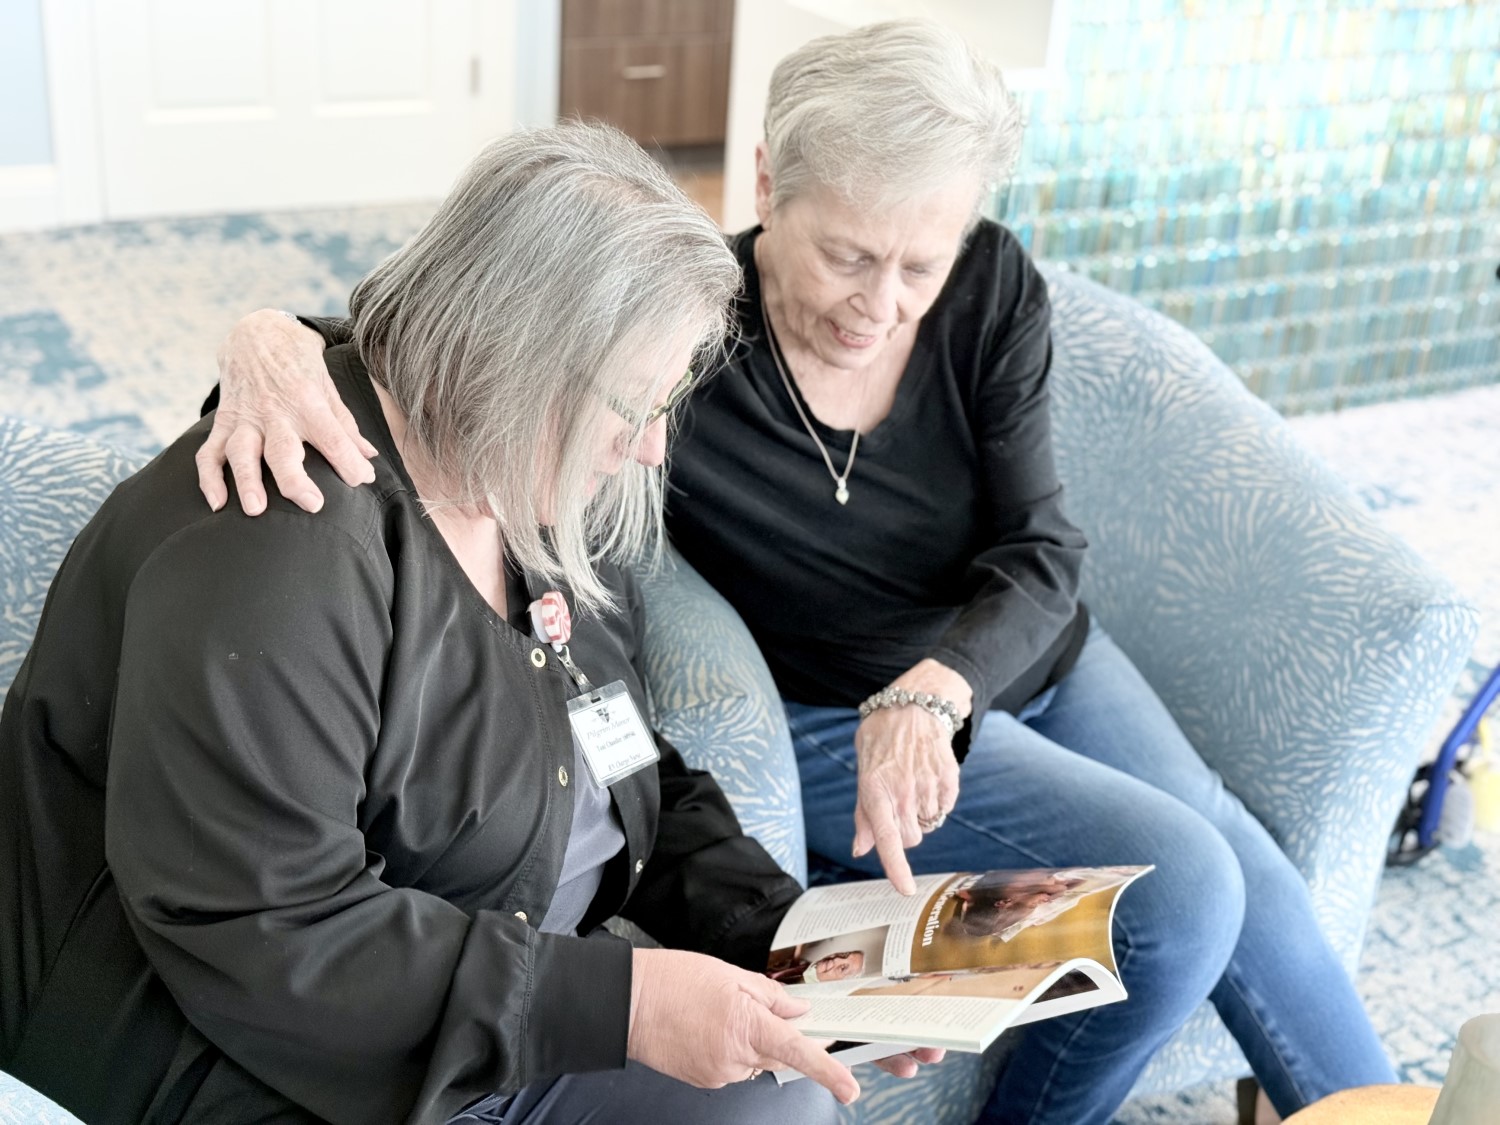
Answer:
[
  {"xmin": 768, "ymin": 866, "xmax": 1149, "ymax": 983},
  {"xmin": 767, "ymin": 872, "xmax": 956, "ymax": 981},
  {"xmin": 765, "ymin": 865, "xmax": 1150, "ymax": 1079},
  {"xmin": 911, "ymin": 866, "xmax": 1146, "ymax": 977},
  {"xmin": 770, "ymin": 958, "xmax": 1123, "ymax": 1084}
]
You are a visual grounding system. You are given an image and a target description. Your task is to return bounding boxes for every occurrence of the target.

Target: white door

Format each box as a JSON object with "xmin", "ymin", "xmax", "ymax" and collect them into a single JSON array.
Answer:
[{"xmin": 91, "ymin": 0, "xmax": 513, "ymax": 219}]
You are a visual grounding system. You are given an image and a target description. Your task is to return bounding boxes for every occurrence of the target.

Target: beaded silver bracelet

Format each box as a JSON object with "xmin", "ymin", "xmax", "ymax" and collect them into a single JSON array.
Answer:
[{"xmin": 858, "ymin": 686, "xmax": 961, "ymax": 739}]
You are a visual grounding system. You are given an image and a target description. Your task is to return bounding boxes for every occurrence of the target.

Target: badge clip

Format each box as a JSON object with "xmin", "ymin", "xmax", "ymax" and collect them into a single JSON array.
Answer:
[{"xmin": 529, "ymin": 591, "xmax": 596, "ymax": 697}]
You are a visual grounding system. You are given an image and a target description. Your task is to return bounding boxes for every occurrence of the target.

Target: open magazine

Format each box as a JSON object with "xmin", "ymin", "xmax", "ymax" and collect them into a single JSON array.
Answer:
[{"xmin": 764, "ymin": 865, "xmax": 1153, "ymax": 1082}]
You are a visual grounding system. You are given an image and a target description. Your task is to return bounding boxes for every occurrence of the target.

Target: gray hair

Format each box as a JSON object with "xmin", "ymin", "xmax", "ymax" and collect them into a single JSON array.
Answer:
[
  {"xmin": 763, "ymin": 19, "xmax": 1023, "ymax": 213},
  {"xmin": 350, "ymin": 122, "xmax": 738, "ymax": 612}
]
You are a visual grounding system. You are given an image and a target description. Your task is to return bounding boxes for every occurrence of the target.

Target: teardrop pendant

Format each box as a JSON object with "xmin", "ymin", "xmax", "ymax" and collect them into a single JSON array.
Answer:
[{"xmin": 835, "ymin": 483, "xmax": 850, "ymax": 505}]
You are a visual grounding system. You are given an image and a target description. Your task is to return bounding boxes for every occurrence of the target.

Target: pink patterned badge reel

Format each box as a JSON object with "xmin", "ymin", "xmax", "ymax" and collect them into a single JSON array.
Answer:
[
  {"xmin": 529, "ymin": 591, "xmax": 572, "ymax": 648},
  {"xmin": 528, "ymin": 591, "xmax": 658, "ymax": 786}
]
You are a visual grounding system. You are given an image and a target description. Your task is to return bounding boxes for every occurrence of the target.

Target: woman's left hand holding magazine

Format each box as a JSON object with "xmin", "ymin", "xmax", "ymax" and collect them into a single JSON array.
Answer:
[{"xmin": 872, "ymin": 1047, "xmax": 948, "ymax": 1078}]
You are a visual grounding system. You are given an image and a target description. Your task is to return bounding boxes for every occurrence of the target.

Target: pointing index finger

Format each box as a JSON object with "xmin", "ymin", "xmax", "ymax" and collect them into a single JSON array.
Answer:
[
  {"xmin": 864, "ymin": 786, "xmax": 916, "ymax": 894},
  {"xmin": 873, "ymin": 821, "xmax": 917, "ymax": 896}
]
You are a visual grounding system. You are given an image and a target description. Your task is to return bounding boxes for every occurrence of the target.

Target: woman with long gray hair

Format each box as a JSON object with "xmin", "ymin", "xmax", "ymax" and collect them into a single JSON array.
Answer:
[
  {"xmin": 0, "ymin": 123, "xmax": 874, "ymax": 1124},
  {"xmin": 203, "ymin": 18, "xmax": 1395, "ymax": 1124}
]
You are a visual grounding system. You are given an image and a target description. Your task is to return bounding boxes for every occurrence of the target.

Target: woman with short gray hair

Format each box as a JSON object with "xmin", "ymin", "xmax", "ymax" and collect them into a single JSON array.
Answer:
[
  {"xmin": 208, "ymin": 19, "xmax": 1395, "ymax": 1124},
  {"xmin": 0, "ymin": 122, "xmax": 860, "ymax": 1125}
]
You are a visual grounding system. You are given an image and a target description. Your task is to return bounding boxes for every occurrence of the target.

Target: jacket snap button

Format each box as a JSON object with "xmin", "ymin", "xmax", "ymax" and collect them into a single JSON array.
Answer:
[
  {"xmin": 634, "ymin": 859, "xmax": 644, "ymax": 874},
  {"xmin": 557, "ymin": 765, "xmax": 569, "ymax": 787},
  {"xmin": 514, "ymin": 910, "xmax": 527, "ymax": 922},
  {"xmin": 530, "ymin": 647, "xmax": 547, "ymax": 668}
]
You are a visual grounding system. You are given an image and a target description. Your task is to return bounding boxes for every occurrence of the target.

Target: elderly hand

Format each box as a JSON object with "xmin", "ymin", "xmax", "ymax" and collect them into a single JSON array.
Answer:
[
  {"xmin": 628, "ymin": 948, "xmax": 859, "ymax": 1102},
  {"xmin": 196, "ymin": 308, "xmax": 379, "ymax": 516},
  {"xmin": 853, "ymin": 659, "xmax": 971, "ymax": 895}
]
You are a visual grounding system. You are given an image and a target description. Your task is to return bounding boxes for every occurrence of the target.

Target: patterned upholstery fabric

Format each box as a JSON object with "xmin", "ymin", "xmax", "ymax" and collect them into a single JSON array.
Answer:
[
  {"xmin": 0, "ymin": 416, "xmax": 147, "ymax": 701},
  {"xmin": 0, "ymin": 1072, "xmax": 82, "ymax": 1125},
  {"xmin": 0, "ymin": 419, "xmax": 140, "ymax": 1123},
  {"xmin": 636, "ymin": 266, "xmax": 1478, "ymax": 1122},
  {"xmin": 639, "ymin": 552, "xmax": 809, "ymax": 885}
]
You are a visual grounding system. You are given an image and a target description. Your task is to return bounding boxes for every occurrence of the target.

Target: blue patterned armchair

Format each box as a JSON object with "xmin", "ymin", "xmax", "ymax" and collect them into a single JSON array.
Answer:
[{"xmin": 637, "ymin": 266, "xmax": 1478, "ymax": 1123}]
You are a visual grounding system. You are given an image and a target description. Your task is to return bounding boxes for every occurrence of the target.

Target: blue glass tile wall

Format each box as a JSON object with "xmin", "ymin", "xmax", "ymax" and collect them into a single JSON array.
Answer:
[{"xmin": 996, "ymin": 0, "xmax": 1500, "ymax": 414}]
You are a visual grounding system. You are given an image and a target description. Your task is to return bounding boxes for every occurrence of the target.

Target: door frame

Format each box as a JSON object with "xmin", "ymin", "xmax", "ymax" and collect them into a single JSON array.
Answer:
[
  {"xmin": 0, "ymin": 0, "xmax": 104, "ymax": 231},
  {"xmin": 2, "ymin": 0, "xmax": 551, "ymax": 232}
]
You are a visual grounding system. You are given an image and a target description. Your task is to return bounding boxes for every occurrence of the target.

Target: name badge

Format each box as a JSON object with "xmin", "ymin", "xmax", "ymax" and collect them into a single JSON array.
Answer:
[{"xmin": 566, "ymin": 680, "xmax": 660, "ymax": 787}]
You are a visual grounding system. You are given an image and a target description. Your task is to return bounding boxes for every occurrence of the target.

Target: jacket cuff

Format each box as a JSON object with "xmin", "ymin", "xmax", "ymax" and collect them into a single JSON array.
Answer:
[
  {"xmin": 524, "ymin": 928, "xmax": 632, "ymax": 1083},
  {"xmin": 924, "ymin": 648, "xmax": 989, "ymax": 717},
  {"xmin": 923, "ymin": 648, "xmax": 990, "ymax": 764}
]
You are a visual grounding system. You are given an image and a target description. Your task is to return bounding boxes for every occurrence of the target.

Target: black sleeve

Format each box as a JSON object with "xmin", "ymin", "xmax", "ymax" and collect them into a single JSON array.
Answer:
[
  {"xmin": 105, "ymin": 513, "xmax": 631, "ymax": 1125},
  {"xmin": 200, "ymin": 316, "xmax": 354, "ymax": 416},
  {"xmin": 300, "ymin": 314, "xmax": 355, "ymax": 348},
  {"xmin": 927, "ymin": 248, "xmax": 1088, "ymax": 726},
  {"xmin": 614, "ymin": 570, "xmax": 801, "ymax": 972}
]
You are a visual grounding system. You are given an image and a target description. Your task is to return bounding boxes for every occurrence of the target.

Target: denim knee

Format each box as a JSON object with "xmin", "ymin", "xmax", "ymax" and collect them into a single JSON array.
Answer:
[{"xmin": 1110, "ymin": 800, "xmax": 1247, "ymax": 1027}]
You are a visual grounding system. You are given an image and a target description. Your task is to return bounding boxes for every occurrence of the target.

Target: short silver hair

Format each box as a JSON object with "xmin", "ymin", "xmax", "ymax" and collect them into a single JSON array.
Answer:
[
  {"xmin": 350, "ymin": 122, "xmax": 738, "ymax": 612},
  {"xmin": 763, "ymin": 19, "xmax": 1023, "ymax": 212}
]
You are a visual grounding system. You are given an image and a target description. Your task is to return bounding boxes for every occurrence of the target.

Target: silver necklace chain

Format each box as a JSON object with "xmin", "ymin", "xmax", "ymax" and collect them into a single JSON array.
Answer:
[{"xmin": 759, "ymin": 291, "xmax": 861, "ymax": 506}]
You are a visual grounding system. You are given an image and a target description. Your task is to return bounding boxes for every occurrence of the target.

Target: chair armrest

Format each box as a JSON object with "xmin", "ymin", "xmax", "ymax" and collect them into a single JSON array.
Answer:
[
  {"xmin": 636, "ymin": 547, "xmax": 807, "ymax": 885},
  {"xmin": 1, "ymin": 416, "xmax": 148, "ymax": 701},
  {"xmin": 0, "ymin": 1070, "xmax": 85, "ymax": 1124},
  {"xmin": 1041, "ymin": 266, "xmax": 1478, "ymax": 964}
]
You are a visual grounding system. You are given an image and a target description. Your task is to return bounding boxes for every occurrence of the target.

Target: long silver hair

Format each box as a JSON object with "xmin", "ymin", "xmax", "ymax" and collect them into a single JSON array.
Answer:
[
  {"xmin": 350, "ymin": 122, "xmax": 738, "ymax": 611},
  {"xmin": 763, "ymin": 19, "xmax": 1024, "ymax": 214}
]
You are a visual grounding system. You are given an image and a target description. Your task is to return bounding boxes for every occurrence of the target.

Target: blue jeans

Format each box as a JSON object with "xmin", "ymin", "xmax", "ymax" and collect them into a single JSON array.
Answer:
[{"xmin": 785, "ymin": 622, "xmax": 1394, "ymax": 1124}]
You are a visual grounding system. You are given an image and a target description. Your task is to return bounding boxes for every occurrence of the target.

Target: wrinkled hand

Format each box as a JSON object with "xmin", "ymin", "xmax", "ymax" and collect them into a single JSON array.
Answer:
[
  {"xmin": 628, "ymin": 948, "xmax": 859, "ymax": 1103},
  {"xmin": 197, "ymin": 308, "xmax": 379, "ymax": 516},
  {"xmin": 873, "ymin": 1047, "xmax": 947, "ymax": 1078},
  {"xmin": 853, "ymin": 705, "xmax": 962, "ymax": 894}
]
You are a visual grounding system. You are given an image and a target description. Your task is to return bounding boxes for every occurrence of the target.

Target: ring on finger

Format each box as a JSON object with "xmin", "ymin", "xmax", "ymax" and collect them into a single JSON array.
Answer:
[
  {"xmin": 917, "ymin": 812, "xmax": 946, "ymax": 832},
  {"xmin": 745, "ymin": 1067, "xmax": 764, "ymax": 1082}
]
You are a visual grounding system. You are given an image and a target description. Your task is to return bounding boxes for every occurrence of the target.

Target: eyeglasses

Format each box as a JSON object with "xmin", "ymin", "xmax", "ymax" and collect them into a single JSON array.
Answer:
[{"xmin": 607, "ymin": 368, "xmax": 696, "ymax": 428}]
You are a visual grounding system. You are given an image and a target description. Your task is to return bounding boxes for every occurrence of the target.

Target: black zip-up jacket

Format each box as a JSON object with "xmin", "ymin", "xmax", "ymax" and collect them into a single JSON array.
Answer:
[{"xmin": 0, "ymin": 346, "xmax": 800, "ymax": 1124}]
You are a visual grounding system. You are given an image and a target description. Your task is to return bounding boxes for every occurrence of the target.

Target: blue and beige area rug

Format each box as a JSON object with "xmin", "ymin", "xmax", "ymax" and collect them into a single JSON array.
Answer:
[{"xmin": 2, "ymin": 207, "xmax": 1496, "ymax": 1122}]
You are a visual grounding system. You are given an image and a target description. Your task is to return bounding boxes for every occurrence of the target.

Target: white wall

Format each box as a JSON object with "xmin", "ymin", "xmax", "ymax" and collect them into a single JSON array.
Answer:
[
  {"xmin": 722, "ymin": 0, "xmax": 1065, "ymax": 232},
  {"xmin": 0, "ymin": 0, "xmax": 53, "ymax": 166}
]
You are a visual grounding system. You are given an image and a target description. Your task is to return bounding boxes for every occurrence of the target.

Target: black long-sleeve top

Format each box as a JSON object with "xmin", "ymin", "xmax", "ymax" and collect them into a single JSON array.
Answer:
[
  {"xmin": 0, "ymin": 346, "xmax": 800, "ymax": 1124},
  {"xmin": 666, "ymin": 222, "xmax": 1089, "ymax": 755},
  {"xmin": 293, "ymin": 220, "xmax": 1087, "ymax": 759}
]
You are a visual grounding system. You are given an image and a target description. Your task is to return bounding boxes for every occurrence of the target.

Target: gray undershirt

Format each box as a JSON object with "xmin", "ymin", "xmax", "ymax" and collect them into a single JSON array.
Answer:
[{"xmin": 539, "ymin": 736, "xmax": 626, "ymax": 934}]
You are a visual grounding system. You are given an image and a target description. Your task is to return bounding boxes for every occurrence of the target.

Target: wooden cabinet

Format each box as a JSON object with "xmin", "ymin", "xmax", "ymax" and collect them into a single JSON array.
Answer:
[{"xmin": 560, "ymin": 0, "xmax": 734, "ymax": 148}]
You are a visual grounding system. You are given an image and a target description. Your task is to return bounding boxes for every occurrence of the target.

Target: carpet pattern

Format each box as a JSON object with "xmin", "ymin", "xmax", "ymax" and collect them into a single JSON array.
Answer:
[{"xmin": 1, "ymin": 206, "xmax": 1495, "ymax": 1122}]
